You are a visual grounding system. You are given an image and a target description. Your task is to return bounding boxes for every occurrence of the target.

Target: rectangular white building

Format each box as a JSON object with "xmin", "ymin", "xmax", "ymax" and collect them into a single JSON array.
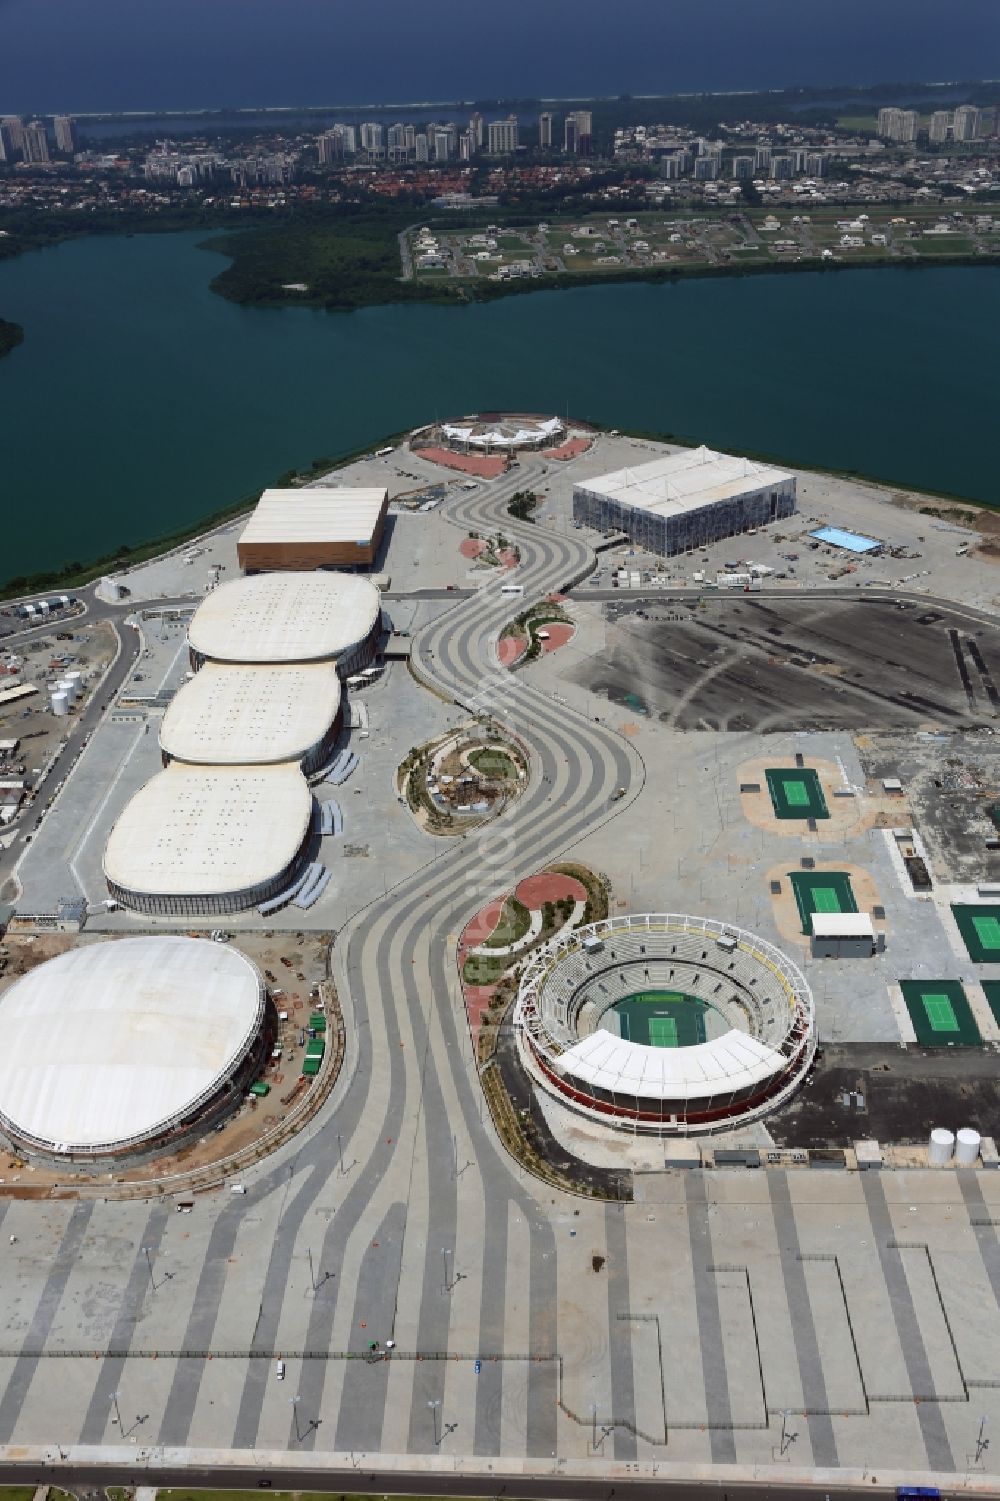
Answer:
[{"xmin": 572, "ymin": 445, "xmax": 796, "ymax": 556}]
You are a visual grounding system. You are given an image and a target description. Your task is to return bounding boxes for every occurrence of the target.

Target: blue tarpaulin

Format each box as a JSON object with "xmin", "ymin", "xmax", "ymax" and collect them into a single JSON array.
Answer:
[{"xmin": 809, "ymin": 525, "xmax": 881, "ymax": 554}]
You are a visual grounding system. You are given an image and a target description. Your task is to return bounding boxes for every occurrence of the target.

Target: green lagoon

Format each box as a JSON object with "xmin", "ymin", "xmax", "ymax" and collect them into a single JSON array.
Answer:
[{"xmin": 0, "ymin": 230, "xmax": 997, "ymax": 584}]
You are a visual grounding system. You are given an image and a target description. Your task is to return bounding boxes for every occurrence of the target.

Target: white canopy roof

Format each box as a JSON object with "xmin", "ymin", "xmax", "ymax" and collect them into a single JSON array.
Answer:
[
  {"xmin": 811, "ymin": 912, "xmax": 875, "ymax": 939},
  {"xmin": 442, "ymin": 416, "xmax": 562, "ymax": 449},
  {"xmin": 0, "ymin": 937, "xmax": 264, "ymax": 1151},
  {"xmin": 554, "ymin": 1027, "xmax": 784, "ymax": 1101}
]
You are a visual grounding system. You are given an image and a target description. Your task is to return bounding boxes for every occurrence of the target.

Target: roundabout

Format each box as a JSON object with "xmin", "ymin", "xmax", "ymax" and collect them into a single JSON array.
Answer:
[{"xmin": 514, "ymin": 912, "xmax": 816, "ymax": 1134}]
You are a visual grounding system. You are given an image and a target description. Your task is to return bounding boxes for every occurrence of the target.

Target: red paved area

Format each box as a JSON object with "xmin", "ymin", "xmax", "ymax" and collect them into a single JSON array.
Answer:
[
  {"xmin": 459, "ymin": 537, "xmax": 488, "ymax": 559},
  {"xmin": 516, "ymin": 870, "xmax": 588, "ymax": 907},
  {"xmin": 497, "ymin": 635, "xmax": 526, "ymax": 667},
  {"xmin": 416, "ymin": 446, "xmax": 507, "ymax": 478},
  {"xmin": 499, "ymin": 548, "xmax": 519, "ymax": 568},
  {"xmin": 459, "ymin": 898, "xmax": 503, "ymax": 955},
  {"xmin": 540, "ymin": 621, "xmax": 575, "ymax": 654},
  {"xmin": 542, "ymin": 436, "xmax": 592, "ymax": 461}
]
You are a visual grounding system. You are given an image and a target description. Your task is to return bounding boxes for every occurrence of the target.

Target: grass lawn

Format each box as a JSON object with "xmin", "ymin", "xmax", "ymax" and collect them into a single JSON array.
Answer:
[
  {"xmin": 468, "ymin": 746, "xmax": 518, "ymax": 779},
  {"xmin": 462, "ymin": 952, "xmax": 507, "ymax": 986},
  {"xmin": 484, "ymin": 896, "xmax": 532, "ymax": 948},
  {"xmin": 918, "ymin": 237, "xmax": 976, "ymax": 255},
  {"xmin": 835, "ymin": 113, "xmax": 878, "ymax": 130}
]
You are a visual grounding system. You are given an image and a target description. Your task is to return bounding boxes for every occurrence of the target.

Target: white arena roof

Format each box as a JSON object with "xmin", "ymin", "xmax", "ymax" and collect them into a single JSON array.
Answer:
[
  {"xmin": 239, "ymin": 486, "xmax": 388, "ymax": 546},
  {"xmin": 441, "ymin": 415, "xmax": 563, "ymax": 449},
  {"xmin": 188, "ymin": 572, "xmax": 381, "ymax": 664},
  {"xmin": 0, "ymin": 937, "xmax": 265, "ymax": 1152},
  {"xmin": 159, "ymin": 662, "xmax": 341, "ymax": 766},
  {"xmin": 581, "ymin": 445, "xmax": 793, "ymax": 519},
  {"xmin": 555, "ymin": 1029, "xmax": 785, "ymax": 1102},
  {"xmin": 104, "ymin": 762, "xmax": 312, "ymax": 898}
]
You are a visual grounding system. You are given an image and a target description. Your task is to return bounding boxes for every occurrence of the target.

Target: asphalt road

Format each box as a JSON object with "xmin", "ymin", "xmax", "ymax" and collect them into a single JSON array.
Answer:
[{"xmin": 0, "ymin": 586, "xmax": 192, "ymax": 895}]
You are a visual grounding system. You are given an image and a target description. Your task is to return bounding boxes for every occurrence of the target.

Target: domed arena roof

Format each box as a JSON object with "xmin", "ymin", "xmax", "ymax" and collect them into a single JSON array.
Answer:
[{"xmin": 0, "ymin": 937, "xmax": 266, "ymax": 1154}]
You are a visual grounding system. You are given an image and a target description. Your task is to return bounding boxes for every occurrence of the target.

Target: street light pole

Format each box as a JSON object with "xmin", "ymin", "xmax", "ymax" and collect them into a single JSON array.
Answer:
[
  {"xmin": 290, "ymin": 1395, "xmax": 302, "ymax": 1443},
  {"xmin": 442, "ymin": 1246, "xmax": 452, "ymax": 1292},
  {"xmin": 976, "ymin": 1415, "xmax": 990, "ymax": 1465},
  {"xmin": 428, "ymin": 1398, "xmax": 441, "ymax": 1446},
  {"xmin": 109, "ymin": 1391, "xmax": 123, "ymax": 1433},
  {"xmin": 143, "ymin": 1245, "xmax": 156, "ymax": 1294}
]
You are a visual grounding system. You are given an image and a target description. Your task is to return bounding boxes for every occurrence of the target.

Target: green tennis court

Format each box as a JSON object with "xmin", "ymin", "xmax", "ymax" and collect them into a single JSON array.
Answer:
[
  {"xmin": 789, "ymin": 870, "xmax": 857, "ymax": 935},
  {"xmin": 611, "ymin": 991, "xmax": 709, "ymax": 1048},
  {"xmin": 765, "ymin": 767, "xmax": 830, "ymax": 821},
  {"xmin": 900, "ymin": 980, "xmax": 982, "ymax": 1047},
  {"xmin": 952, "ymin": 904, "xmax": 1000, "ymax": 963}
]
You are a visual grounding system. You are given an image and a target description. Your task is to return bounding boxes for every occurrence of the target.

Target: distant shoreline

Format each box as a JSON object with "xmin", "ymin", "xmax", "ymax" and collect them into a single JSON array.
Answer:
[{"xmin": 26, "ymin": 75, "xmax": 993, "ymax": 124}]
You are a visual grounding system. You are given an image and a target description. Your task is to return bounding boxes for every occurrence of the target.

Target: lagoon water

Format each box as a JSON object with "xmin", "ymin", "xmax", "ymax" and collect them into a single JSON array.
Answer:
[{"xmin": 0, "ymin": 230, "xmax": 997, "ymax": 584}]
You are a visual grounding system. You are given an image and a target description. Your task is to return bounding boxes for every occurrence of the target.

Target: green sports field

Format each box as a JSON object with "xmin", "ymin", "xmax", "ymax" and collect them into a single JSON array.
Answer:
[
  {"xmin": 951, "ymin": 904, "xmax": 1000, "ymax": 963},
  {"xmin": 611, "ymin": 991, "xmax": 709, "ymax": 1047},
  {"xmin": 900, "ymin": 980, "xmax": 982, "ymax": 1047},
  {"xmin": 765, "ymin": 767, "xmax": 829, "ymax": 821},
  {"xmin": 789, "ymin": 870, "xmax": 857, "ymax": 935}
]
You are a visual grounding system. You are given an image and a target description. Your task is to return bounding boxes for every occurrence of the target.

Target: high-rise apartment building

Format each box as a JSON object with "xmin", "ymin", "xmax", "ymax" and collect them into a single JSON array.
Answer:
[
  {"xmin": 731, "ymin": 155, "xmax": 755, "ymax": 180},
  {"xmin": 2, "ymin": 116, "xmax": 25, "ymax": 155},
  {"xmin": 952, "ymin": 105, "xmax": 981, "ymax": 141},
  {"xmin": 317, "ymin": 129, "xmax": 344, "ymax": 165},
  {"xmin": 22, "ymin": 120, "xmax": 50, "ymax": 163},
  {"xmin": 563, "ymin": 110, "xmax": 593, "ymax": 156},
  {"xmin": 359, "ymin": 121, "xmax": 384, "ymax": 157},
  {"xmin": 538, "ymin": 112, "xmax": 553, "ymax": 149},
  {"xmin": 876, "ymin": 107, "xmax": 918, "ymax": 143},
  {"xmin": 487, "ymin": 115, "xmax": 519, "ymax": 154},
  {"xmin": 0, "ymin": 122, "xmax": 16, "ymax": 163},
  {"xmin": 929, "ymin": 111, "xmax": 952, "ymax": 143},
  {"xmin": 53, "ymin": 115, "xmax": 79, "ymax": 153},
  {"xmin": 415, "ymin": 132, "xmax": 429, "ymax": 162},
  {"xmin": 468, "ymin": 112, "xmax": 484, "ymax": 150}
]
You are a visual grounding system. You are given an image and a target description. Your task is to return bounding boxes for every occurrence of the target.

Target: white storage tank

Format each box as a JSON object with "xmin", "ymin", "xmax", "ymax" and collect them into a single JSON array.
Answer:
[
  {"xmin": 928, "ymin": 1127, "xmax": 955, "ymax": 1166},
  {"xmin": 956, "ymin": 1127, "xmax": 981, "ymax": 1166},
  {"xmin": 57, "ymin": 678, "xmax": 77, "ymax": 703},
  {"xmin": 64, "ymin": 671, "xmax": 83, "ymax": 696},
  {"xmin": 51, "ymin": 691, "xmax": 69, "ymax": 717}
]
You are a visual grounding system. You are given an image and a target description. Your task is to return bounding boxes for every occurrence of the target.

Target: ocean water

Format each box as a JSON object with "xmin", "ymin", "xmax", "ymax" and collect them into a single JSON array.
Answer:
[
  {"xmin": 0, "ymin": 0, "xmax": 995, "ymax": 113},
  {"xmin": 0, "ymin": 231, "xmax": 997, "ymax": 585}
]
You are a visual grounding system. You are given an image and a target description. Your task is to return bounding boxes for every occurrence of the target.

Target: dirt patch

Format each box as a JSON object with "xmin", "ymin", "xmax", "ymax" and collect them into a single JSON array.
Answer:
[{"xmin": 766, "ymin": 859, "xmax": 885, "ymax": 950}]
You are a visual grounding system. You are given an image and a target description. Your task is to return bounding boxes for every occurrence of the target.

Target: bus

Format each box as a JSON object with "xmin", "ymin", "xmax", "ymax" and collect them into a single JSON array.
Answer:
[{"xmin": 500, "ymin": 583, "xmax": 524, "ymax": 595}]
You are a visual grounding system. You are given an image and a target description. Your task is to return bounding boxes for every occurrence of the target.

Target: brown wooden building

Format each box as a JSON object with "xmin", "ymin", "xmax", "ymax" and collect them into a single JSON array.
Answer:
[{"xmin": 237, "ymin": 487, "xmax": 389, "ymax": 572}]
